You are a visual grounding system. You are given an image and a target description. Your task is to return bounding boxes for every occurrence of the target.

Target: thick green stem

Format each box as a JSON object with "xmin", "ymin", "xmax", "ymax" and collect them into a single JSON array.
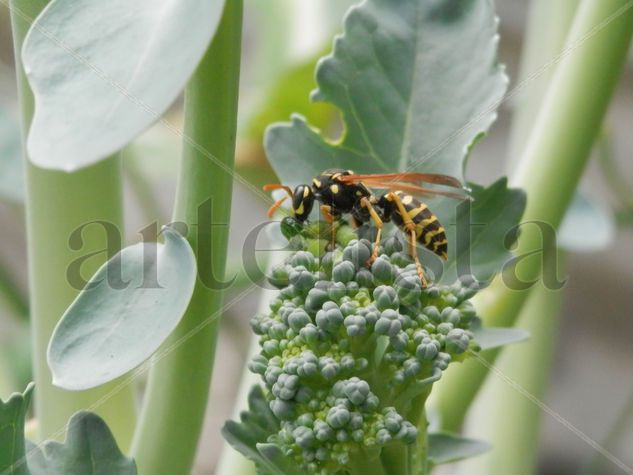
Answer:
[
  {"xmin": 506, "ymin": 0, "xmax": 580, "ymax": 164},
  {"xmin": 407, "ymin": 388, "xmax": 430, "ymax": 475},
  {"xmin": 349, "ymin": 449, "xmax": 388, "ymax": 475},
  {"xmin": 380, "ymin": 386, "xmax": 431, "ymax": 475},
  {"xmin": 10, "ymin": 0, "xmax": 136, "ymax": 446},
  {"xmin": 433, "ymin": 0, "xmax": 633, "ymax": 432},
  {"xmin": 412, "ymin": 408, "xmax": 429, "ymax": 475},
  {"xmin": 131, "ymin": 2, "xmax": 243, "ymax": 474},
  {"xmin": 453, "ymin": 2, "xmax": 576, "ymax": 471},
  {"xmin": 464, "ymin": 274, "xmax": 564, "ymax": 475}
]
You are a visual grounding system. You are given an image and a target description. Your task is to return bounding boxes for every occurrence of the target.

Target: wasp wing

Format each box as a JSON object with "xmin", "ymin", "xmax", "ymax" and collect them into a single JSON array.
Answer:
[
  {"xmin": 341, "ymin": 176, "xmax": 472, "ymax": 201},
  {"xmin": 339, "ymin": 172, "xmax": 464, "ymax": 189}
]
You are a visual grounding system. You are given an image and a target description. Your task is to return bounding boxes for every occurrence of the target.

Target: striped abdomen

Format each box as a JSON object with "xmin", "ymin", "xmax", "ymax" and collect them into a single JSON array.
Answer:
[{"xmin": 389, "ymin": 191, "xmax": 448, "ymax": 260}]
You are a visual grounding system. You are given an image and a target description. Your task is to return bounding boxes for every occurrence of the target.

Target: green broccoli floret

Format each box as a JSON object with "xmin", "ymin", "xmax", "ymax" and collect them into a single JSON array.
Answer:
[{"xmin": 245, "ymin": 225, "xmax": 484, "ymax": 473}]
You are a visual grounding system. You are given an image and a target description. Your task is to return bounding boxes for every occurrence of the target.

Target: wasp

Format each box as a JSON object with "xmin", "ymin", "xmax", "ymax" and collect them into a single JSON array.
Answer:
[{"xmin": 264, "ymin": 169, "xmax": 471, "ymax": 287}]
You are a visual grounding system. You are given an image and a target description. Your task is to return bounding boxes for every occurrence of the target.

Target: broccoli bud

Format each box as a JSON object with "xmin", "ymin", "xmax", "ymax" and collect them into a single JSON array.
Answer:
[
  {"xmin": 371, "ymin": 256, "xmax": 395, "ymax": 285},
  {"xmin": 344, "ymin": 315, "xmax": 366, "ymax": 337},
  {"xmin": 332, "ymin": 260, "xmax": 356, "ymax": 283},
  {"xmin": 290, "ymin": 267, "xmax": 317, "ymax": 292},
  {"xmin": 373, "ymin": 285, "xmax": 399, "ymax": 311},
  {"xmin": 315, "ymin": 303, "xmax": 344, "ymax": 333},
  {"xmin": 326, "ymin": 405, "xmax": 351, "ymax": 429},
  {"xmin": 375, "ymin": 309, "xmax": 402, "ymax": 337}
]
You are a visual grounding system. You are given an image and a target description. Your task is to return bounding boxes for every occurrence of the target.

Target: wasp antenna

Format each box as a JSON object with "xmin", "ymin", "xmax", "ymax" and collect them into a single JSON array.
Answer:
[{"xmin": 267, "ymin": 196, "xmax": 290, "ymax": 218}]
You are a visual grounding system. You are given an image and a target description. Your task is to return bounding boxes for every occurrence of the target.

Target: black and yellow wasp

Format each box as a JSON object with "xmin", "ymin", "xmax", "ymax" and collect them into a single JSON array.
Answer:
[{"xmin": 264, "ymin": 169, "xmax": 471, "ymax": 287}]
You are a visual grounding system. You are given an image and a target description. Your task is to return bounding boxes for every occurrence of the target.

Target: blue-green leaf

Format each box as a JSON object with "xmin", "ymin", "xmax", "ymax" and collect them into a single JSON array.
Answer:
[
  {"xmin": 222, "ymin": 386, "xmax": 290, "ymax": 475},
  {"xmin": 23, "ymin": 0, "xmax": 226, "ymax": 170},
  {"xmin": 470, "ymin": 318, "xmax": 530, "ymax": 351},
  {"xmin": 0, "ymin": 383, "xmax": 33, "ymax": 475},
  {"xmin": 48, "ymin": 227, "xmax": 196, "ymax": 390},
  {"xmin": 559, "ymin": 192, "xmax": 615, "ymax": 252},
  {"xmin": 0, "ymin": 106, "xmax": 24, "ymax": 203},
  {"xmin": 261, "ymin": 0, "xmax": 522, "ymax": 285},
  {"xmin": 433, "ymin": 178, "xmax": 526, "ymax": 284},
  {"xmin": 394, "ymin": 367, "xmax": 442, "ymax": 407},
  {"xmin": 428, "ymin": 431, "xmax": 490, "ymax": 465},
  {"xmin": 265, "ymin": 0, "xmax": 507, "ymax": 184},
  {"xmin": 256, "ymin": 443, "xmax": 302, "ymax": 475},
  {"xmin": 26, "ymin": 412, "xmax": 136, "ymax": 475}
]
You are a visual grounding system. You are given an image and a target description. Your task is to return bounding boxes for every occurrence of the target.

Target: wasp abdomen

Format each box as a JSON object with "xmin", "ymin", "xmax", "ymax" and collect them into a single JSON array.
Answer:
[{"xmin": 387, "ymin": 192, "xmax": 448, "ymax": 260}]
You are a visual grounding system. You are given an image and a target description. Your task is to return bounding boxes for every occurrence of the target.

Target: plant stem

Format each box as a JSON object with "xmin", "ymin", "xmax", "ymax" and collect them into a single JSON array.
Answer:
[
  {"xmin": 380, "ymin": 386, "xmax": 431, "ymax": 475},
  {"xmin": 411, "ymin": 389, "xmax": 431, "ymax": 475},
  {"xmin": 10, "ymin": 0, "xmax": 136, "ymax": 446},
  {"xmin": 349, "ymin": 448, "xmax": 388, "ymax": 475},
  {"xmin": 131, "ymin": 2, "xmax": 243, "ymax": 473},
  {"xmin": 506, "ymin": 0, "xmax": 580, "ymax": 165},
  {"xmin": 455, "ymin": 2, "xmax": 576, "ymax": 471},
  {"xmin": 464, "ymin": 273, "xmax": 564, "ymax": 475},
  {"xmin": 433, "ymin": 0, "xmax": 633, "ymax": 432}
]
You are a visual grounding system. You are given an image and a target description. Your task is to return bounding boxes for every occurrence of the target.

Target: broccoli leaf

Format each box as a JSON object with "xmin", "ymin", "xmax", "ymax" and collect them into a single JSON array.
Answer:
[
  {"xmin": 428, "ymin": 432, "xmax": 490, "ymax": 465},
  {"xmin": 26, "ymin": 412, "xmax": 136, "ymax": 475},
  {"xmin": 2, "ymin": 385, "xmax": 134, "ymax": 475},
  {"xmin": 470, "ymin": 318, "xmax": 530, "ymax": 351},
  {"xmin": 431, "ymin": 178, "xmax": 526, "ymax": 284},
  {"xmin": 0, "ymin": 383, "xmax": 33, "ymax": 475},
  {"xmin": 263, "ymin": 0, "xmax": 523, "ymax": 285},
  {"xmin": 256, "ymin": 444, "xmax": 303, "ymax": 475},
  {"xmin": 558, "ymin": 192, "xmax": 615, "ymax": 252},
  {"xmin": 265, "ymin": 0, "xmax": 507, "ymax": 185},
  {"xmin": 222, "ymin": 386, "xmax": 293, "ymax": 475}
]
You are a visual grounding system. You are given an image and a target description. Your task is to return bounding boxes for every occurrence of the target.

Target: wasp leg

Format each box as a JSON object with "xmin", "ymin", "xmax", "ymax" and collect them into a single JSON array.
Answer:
[
  {"xmin": 320, "ymin": 204, "xmax": 337, "ymax": 248},
  {"xmin": 360, "ymin": 197, "xmax": 384, "ymax": 265},
  {"xmin": 263, "ymin": 184, "xmax": 293, "ymax": 218},
  {"xmin": 408, "ymin": 228, "xmax": 427, "ymax": 288},
  {"xmin": 386, "ymin": 192, "xmax": 428, "ymax": 288}
]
